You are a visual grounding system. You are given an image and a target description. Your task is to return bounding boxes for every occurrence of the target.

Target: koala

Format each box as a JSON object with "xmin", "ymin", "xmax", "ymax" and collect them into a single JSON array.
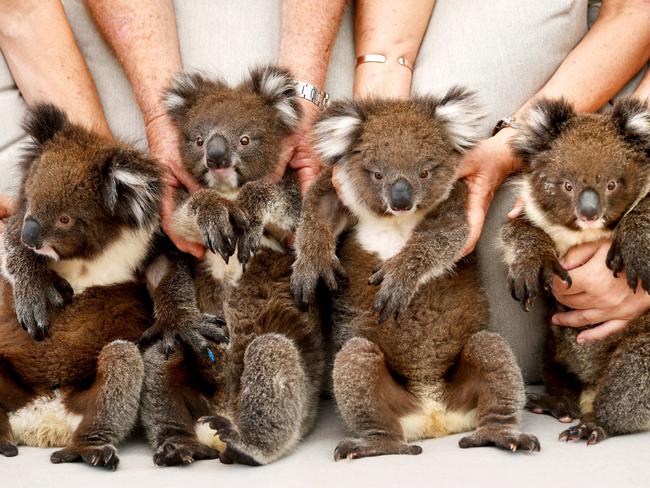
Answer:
[
  {"xmin": 0, "ymin": 104, "xmax": 164, "ymax": 469},
  {"xmin": 500, "ymin": 97, "xmax": 650, "ymax": 444},
  {"xmin": 139, "ymin": 65, "xmax": 326, "ymax": 467},
  {"xmin": 291, "ymin": 89, "xmax": 539, "ymax": 460}
]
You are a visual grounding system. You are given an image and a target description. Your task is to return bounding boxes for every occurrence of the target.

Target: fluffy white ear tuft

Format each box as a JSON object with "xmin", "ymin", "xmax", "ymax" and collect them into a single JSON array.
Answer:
[
  {"xmin": 164, "ymin": 72, "xmax": 221, "ymax": 120},
  {"xmin": 612, "ymin": 97, "xmax": 650, "ymax": 149},
  {"xmin": 431, "ymin": 87, "xmax": 485, "ymax": 152},
  {"xmin": 249, "ymin": 65, "xmax": 301, "ymax": 130},
  {"xmin": 313, "ymin": 102, "xmax": 363, "ymax": 165}
]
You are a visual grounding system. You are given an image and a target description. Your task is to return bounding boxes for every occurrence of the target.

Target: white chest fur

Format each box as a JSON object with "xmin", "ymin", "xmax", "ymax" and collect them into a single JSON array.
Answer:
[
  {"xmin": 203, "ymin": 252, "xmax": 243, "ymax": 283},
  {"xmin": 49, "ymin": 226, "xmax": 154, "ymax": 294}
]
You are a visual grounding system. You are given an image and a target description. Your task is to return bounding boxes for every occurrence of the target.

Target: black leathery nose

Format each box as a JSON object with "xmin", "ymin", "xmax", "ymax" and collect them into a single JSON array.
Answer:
[
  {"xmin": 389, "ymin": 178, "xmax": 413, "ymax": 211},
  {"xmin": 578, "ymin": 188, "xmax": 600, "ymax": 220},
  {"xmin": 21, "ymin": 218, "xmax": 42, "ymax": 249},
  {"xmin": 206, "ymin": 135, "xmax": 230, "ymax": 169}
]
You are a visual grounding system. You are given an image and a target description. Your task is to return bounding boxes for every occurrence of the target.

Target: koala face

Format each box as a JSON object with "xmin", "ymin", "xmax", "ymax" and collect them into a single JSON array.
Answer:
[
  {"xmin": 164, "ymin": 66, "xmax": 301, "ymax": 194},
  {"xmin": 513, "ymin": 98, "xmax": 650, "ymax": 232},
  {"xmin": 313, "ymin": 88, "xmax": 484, "ymax": 216},
  {"xmin": 19, "ymin": 105, "xmax": 162, "ymax": 260}
]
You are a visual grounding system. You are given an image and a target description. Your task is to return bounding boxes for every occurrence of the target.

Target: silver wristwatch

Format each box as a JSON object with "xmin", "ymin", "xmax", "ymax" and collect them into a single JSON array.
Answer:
[{"xmin": 294, "ymin": 81, "xmax": 330, "ymax": 109}]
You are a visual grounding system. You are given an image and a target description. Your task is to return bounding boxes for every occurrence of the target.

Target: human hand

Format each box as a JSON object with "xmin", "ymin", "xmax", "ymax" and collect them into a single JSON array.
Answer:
[
  {"xmin": 551, "ymin": 240, "xmax": 650, "ymax": 343},
  {"xmin": 146, "ymin": 114, "xmax": 204, "ymax": 258},
  {"xmin": 0, "ymin": 194, "xmax": 15, "ymax": 234},
  {"xmin": 456, "ymin": 128, "xmax": 519, "ymax": 256},
  {"xmin": 273, "ymin": 99, "xmax": 322, "ymax": 195}
]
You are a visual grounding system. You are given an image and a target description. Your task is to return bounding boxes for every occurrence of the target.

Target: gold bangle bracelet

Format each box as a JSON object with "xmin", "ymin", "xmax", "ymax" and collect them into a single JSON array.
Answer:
[{"xmin": 356, "ymin": 54, "xmax": 414, "ymax": 73}]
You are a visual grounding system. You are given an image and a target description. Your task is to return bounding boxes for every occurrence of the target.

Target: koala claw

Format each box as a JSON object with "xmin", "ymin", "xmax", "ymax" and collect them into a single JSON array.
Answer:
[
  {"xmin": 291, "ymin": 254, "xmax": 347, "ymax": 306},
  {"xmin": 508, "ymin": 255, "xmax": 569, "ymax": 312},
  {"xmin": 369, "ymin": 260, "xmax": 415, "ymax": 324},
  {"xmin": 236, "ymin": 222, "xmax": 263, "ymax": 266},
  {"xmin": 606, "ymin": 236, "xmax": 650, "ymax": 293}
]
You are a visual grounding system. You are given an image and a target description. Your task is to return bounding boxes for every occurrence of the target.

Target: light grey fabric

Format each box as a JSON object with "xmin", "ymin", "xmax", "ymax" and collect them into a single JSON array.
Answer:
[
  {"xmin": 2, "ymin": 399, "xmax": 650, "ymax": 488},
  {"xmin": 0, "ymin": 0, "xmax": 646, "ymax": 382}
]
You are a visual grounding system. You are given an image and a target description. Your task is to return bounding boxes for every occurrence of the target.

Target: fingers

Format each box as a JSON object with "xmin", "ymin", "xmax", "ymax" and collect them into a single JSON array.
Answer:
[
  {"xmin": 298, "ymin": 166, "xmax": 321, "ymax": 195},
  {"xmin": 507, "ymin": 197, "xmax": 525, "ymax": 220},
  {"xmin": 160, "ymin": 190, "xmax": 205, "ymax": 259},
  {"xmin": 576, "ymin": 320, "xmax": 629, "ymax": 343},
  {"xmin": 552, "ymin": 308, "xmax": 605, "ymax": 328},
  {"xmin": 559, "ymin": 241, "xmax": 603, "ymax": 270},
  {"xmin": 458, "ymin": 193, "xmax": 489, "ymax": 258},
  {"xmin": 271, "ymin": 135, "xmax": 296, "ymax": 183},
  {"xmin": 0, "ymin": 194, "xmax": 15, "ymax": 219}
]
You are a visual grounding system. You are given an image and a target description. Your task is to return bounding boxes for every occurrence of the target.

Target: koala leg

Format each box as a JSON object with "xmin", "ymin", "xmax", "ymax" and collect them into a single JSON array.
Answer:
[
  {"xmin": 202, "ymin": 333, "xmax": 315, "ymax": 466},
  {"xmin": 455, "ymin": 331, "xmax": 540, "ymax": 453},
  {"xmin": 0, "ymin": 359, "xmax": 33, "ymax": 457},
  {"xmin": 331, "ymin": 337, "xmax": 422, "ymax": 461},
  {"xmin": 49, "ymin": 341, "xmax": 144, "ymax": 471},
  {"xmin": 140, "ymin": 345, "xmax": 219, "ymax": 467},
  {"xmin": 559, "ymin": 332, "xmax": 650, "ymax": 445}
]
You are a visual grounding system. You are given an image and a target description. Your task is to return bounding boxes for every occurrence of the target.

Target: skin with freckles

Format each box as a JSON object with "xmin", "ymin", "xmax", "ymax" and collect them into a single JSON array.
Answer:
[{"xmin": 499, "ymin": 96, "xmax": 650, "ymax": 445}]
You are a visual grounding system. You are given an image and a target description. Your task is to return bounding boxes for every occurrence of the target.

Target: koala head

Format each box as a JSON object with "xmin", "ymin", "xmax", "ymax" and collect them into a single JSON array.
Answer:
[
  {"xmin": 313, "ymin": 87, "xmax": 483, "ymax": 217},
  {"xmin": 164, "ymin": 65, "xmax": 301, "ymax": 194},
  {"xmin": 513, "ymin": 98, "xmax": 650, "ymax": 232},
  {"xmin": 18, "ymin": 104, "xmax": 163, "ymax": 260}
]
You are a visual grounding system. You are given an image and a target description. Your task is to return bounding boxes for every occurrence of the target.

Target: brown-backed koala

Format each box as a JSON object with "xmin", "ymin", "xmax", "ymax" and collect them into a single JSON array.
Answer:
[
  {"xmin": 0, "ymin": 104, "xmax": 164, "ymax": 469},
  {"xmin": 291, "ymin": 90, "xmax": 539, "ymax": 460},
  {"xmin": 500, "ymin": 97, "xmax": 650, "ymax": 444},
  {"xmin": 139, "ymin": 65, "xmax": 325, "ymax": 466}
]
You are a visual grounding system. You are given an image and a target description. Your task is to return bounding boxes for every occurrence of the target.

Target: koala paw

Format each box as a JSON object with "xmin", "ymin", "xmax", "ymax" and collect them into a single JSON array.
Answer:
[
  {"xmin": 189, "ymin": 192, "xmax": 249, "ymax": 262},
  {"xmin": 369, "ymin": 259, "xmax": 417, "ymax": 324},
  {"xmin": 558, "ymin": 422, "xmax": 608, "ymax": 445},
  {"xmin": 607, "ymin": 233, "xmax": 650, "ymax": 293},
  {"xmin": 12, "ymin": 270, "xmax": 73, "ymax": 341},
  {"xmin": 51, "ymin": 443, "xmax": 119, "ymax": 471},
  {"xmin": 236, "ymin": 221, "xmax": 264, "ymax": 267},
  {"xmin": 507, "ymin": 254, "xmax": 570, "ymax": 312},
  {"xmin": 291, "ymin": 252, "xmax": 347, "ymax": 306},
  {"xmin": 140, "ymin": 312, "xmax": 229, "ymax": 361}
]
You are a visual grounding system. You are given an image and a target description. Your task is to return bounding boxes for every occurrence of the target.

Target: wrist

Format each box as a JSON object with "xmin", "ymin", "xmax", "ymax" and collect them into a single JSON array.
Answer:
[
  {"xmin": 353, "ymin": 61, "xmax": 412, "ymax": 100},
  {"xmin": 492, "ymin": 127, "xmax": 521, "ymax": 175}
]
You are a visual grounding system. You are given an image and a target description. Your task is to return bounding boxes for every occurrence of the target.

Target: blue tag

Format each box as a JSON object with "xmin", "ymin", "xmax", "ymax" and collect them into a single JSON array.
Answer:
[{"xmin": 207, "ymin": 349, "xmax": 216, "ymax": 363}]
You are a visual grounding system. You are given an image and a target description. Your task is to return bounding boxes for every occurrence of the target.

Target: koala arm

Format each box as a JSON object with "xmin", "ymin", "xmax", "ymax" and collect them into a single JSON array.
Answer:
[
  {"xmin": 291, "ymin": 167, "xmax": 353, "ymax": 305},
  {"xmin": 1, "ymin": 210, "xmax": 73, "ymax": 340},
  {"xmin": 368, "ymin": 182, "xmax": 471, "ymax": 323},
  {"xmin": 499, "ymin": 214, "xmax": 571, "ymax": 311},
  {"xmin": 233, "ymin": 172, "xmax": 303, "ymax": 264},
  {"xmin": 141, "ymin": 249, "xmax": 228, "ymax": 359},
  {"xmin": 607, "ymin": 193, "xmax": 650, "ymax": 293}
]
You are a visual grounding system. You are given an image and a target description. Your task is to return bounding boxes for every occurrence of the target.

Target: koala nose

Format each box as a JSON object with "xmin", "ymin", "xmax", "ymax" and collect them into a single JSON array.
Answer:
[
  {"xmin": 206, "ymin": 135, "xmax": 231, "ymax": 169},
  {"xmin": 21, "ymin": 218, "xmax": 43, "ymax": 249},
  {"xmin": 389, "ymin": 178, "xmax": 413, "ymax": 211},
  {"xmin": 578, "ymin": 188, "xmax": 601, "ymax": 221}
]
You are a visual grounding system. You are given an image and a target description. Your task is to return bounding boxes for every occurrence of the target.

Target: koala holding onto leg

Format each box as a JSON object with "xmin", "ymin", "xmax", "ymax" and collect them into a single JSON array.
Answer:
[
  {"xmin": 140, "ymin": 65, "xmax": 326, "ymax": 467},
  {"xmin": 500, "ymin": 97, "xmax": 650, "ymax": 444},
  {"xmin": 291, "ymin": 89, "xmax": 540, "ymax": 460},
  {"xmin": 0, "ymin": 104, "xmax": 164, "ymax": 469}
]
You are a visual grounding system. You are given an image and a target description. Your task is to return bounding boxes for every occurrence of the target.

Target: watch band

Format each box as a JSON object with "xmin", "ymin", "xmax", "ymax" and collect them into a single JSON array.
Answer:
[
  {"xmin": 492, "ymin": 116, "xmax": 516, "ymax": 136},
  {"xmin": 356, "ymin": 54, "xmax": 414, "ymax": 73},
  {"xmin": 294, "ymin": 81, "xmax": 330, "ymax": 109}
]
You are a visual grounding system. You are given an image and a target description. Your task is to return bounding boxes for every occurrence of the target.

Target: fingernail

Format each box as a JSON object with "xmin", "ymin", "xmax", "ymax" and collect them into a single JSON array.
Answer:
[
  {"xmin": 576, "ymin": 336, "xmax": 586, "ymax": 344},
  {"xmin": 551, "ymin": 315, "xmax": 560, "ymax": 325}
]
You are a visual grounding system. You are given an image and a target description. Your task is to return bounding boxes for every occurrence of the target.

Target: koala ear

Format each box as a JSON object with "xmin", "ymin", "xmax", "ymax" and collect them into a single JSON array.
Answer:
[
  {"xmin": 22, "ymin": 103, "xmax": 68, "ymax": 146},
  {"xmin": 164, "ymin": 72, "xmax": 221, "ymax": 121},
  {"xmin": 611, "ymin": 97, "xmax": 650, "ymax": 155},
  {"xmin": 313, "ymin": 101, "xmax": 364, "ymax": 165},
  {"xmin": 101, "ymin": 148, "xmax": 163, "ymax": 228},
  {"xmin": 424, "ymin": 87, "xmax": 485, "ymax": 152},
  {"xmin": 249, "ymin": 65, "xmax": 302, "ymax": 130},
  {"xmin": 512, "ymin": 98, "xmax": 576, "ymax": 162}
]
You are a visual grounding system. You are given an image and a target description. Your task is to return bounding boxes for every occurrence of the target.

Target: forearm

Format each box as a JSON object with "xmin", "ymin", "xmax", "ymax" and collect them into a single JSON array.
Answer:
[
  {"xmin": 516, "ymin": 0, "xmax": 650, "ymax": 118},
  {"xmin": 0, "ymin": 0, "xmax": 109, "ymax": 136},
  {"xmin": 634, "ymin": 68, "xmax": 650, "ymax": 102},
  {"xmin": 353, "ymin": 0, "xmax": 436, "ymax": 99},
  {"xmin": 86, "ymin": 0, "xmax": 181, "ymax": 125}
]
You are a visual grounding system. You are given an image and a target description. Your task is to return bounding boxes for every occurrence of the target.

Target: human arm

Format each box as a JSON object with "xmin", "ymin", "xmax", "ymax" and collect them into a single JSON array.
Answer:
[
  {"xmin": 276, "ymin": 0, "xmax": 347, "ymax": 193},
  {"xmin": 457, "ymin": 0, "xmax": 650, "ymax": 255},
  {"xmin": 86, "ymin": 0, "xmax": 203, "ymax": 257},
  {"xmin": 353, "ymin": 0, "xmax": 436, "ymax": 100}
]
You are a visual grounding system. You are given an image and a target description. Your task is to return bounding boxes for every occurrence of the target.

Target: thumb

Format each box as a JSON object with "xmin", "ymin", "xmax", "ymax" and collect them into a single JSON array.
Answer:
[{"xmin": 560, "ymin": 241, "xmax": 601, "ymax": 270}]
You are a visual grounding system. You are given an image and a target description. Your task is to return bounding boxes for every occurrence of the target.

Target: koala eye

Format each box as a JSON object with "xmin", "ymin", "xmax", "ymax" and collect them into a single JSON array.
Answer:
[
  {"xmin": 57, "ymin": 214, "xmax": 72, "ymax": 228},
  {"xmin": 373, "ymin": 172, "xmax": 383, "ymax": 181},
  {"xmin": 607, "ymin": 180, "xmax": 617, "ymax": 192},
  {"xmin": 239, "ymin": 135, "xmax": 250, "ymax": 146},
  {"xmin": 563, "ymin": 181, "xmax": 573, "ymax": 192},
  {"xmin": 195, "ymin": 136, "xmax": 204, "ymax": 147},
  {"xmin": 419, "ymin": 170, "xmax": 429, "ymax": 179}
]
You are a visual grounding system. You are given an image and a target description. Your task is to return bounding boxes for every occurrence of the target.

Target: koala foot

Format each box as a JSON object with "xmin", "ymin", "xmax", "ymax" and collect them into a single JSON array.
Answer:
[
  {"xmin": 152, "ymin": 437, "xmax": 219, "ymax": 467},
  {"xmin": 607, "ymin": 234, "xmax": 650, "ymax": 293},
  {"xmin": 368, "ymin": 258, "xmax": 417, "ymax": 324},
  {"xmin": 459, "ymin": 427, "xmax": 540, "ymax": 453},
  {"xmin": 13, "ymin": 271, "xmax": 73, "ymax": 341},
  {"xmin": 51, "ymin": 443, "xmax": 119, "ymax": 471},
  {"xmin": 333, "ymin": 436, "xmax": 422, "ymax": 461},
  {"xmin": 236, "ymin": 221, "xmax": 264, "ymax": 267},
  {"xmin": 526, "ymin": 393, "xmax": 578, "ymax": 423},
  {"xmin": 0, "ymin": 440, "xmax": 18, "ymax": 457},
  {"xmin": 558, "ymin": 422, "xmax": 608, "ymax": 445},
  {"xmin": 291, "ymin": 253, "xmax": 347, "ymax": 306},
  {"xmin": 198, "ymin": 415, "xmax": 260, "ymax": 466},
  {"xmin": 508, "ymin": 255, "xmax": 570, "ymax": 312}
]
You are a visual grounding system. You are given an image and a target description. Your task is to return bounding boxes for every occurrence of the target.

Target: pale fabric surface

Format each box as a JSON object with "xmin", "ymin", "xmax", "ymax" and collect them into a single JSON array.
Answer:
[{"xmin": 1, "ymin": 2, "xmax": 650, "ymax": 487}]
